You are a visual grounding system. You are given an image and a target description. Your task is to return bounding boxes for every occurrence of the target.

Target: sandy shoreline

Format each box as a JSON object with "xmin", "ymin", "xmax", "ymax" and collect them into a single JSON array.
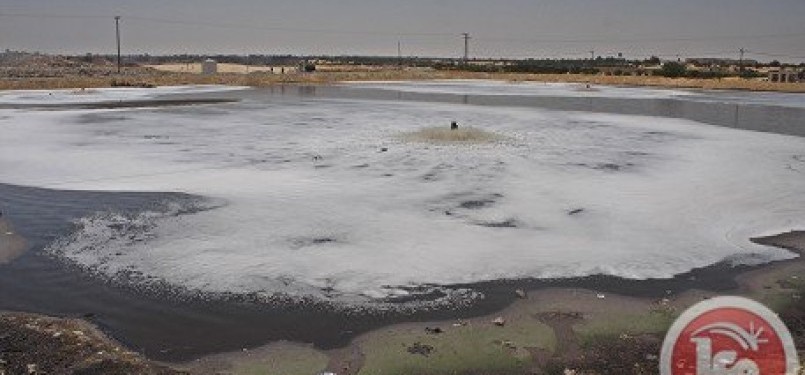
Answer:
[{"xmin": 2, "ymin": 69, "xmax": 805, "ymax": 93}]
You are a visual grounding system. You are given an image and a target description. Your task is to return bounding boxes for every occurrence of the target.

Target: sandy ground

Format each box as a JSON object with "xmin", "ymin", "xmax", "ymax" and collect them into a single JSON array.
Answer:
[{"xmin": 0, "ymin": 216, "xmax": 27, "ymax": 264}]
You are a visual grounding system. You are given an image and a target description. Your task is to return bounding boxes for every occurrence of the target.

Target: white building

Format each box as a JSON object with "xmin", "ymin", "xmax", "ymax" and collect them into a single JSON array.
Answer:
[
  {"xmin": 768, "ymin": 68, "xmax": 802, "ymax": 83},
  {"xmin": 201, "ymin": 59, "xmax": 218, "ymax": 75}
]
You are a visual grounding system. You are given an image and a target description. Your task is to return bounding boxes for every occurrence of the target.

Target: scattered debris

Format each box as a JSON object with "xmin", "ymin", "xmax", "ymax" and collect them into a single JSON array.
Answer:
[
  {"xmin": 515, "ymin": 289, "xmax": 527, "ymax": 299},
  {"xmin": 379, "ymin": 147, "xmax": 388, "ymax": 152},
  {"xmin": 452, "ymin": 320, "xmax": 468, "ymax": 327},
  {"xmin": 568, "ymin": 208, "xmax": 585, "ymax": 216},
  {"xmin": 500, "ymin": 340, "xmax": 517, "ymax": 350},
  {"xmin": 493, "ymin": 316, "xmax": 506, "ymax": 327},
  {"xmin": 596, "ymin": 293, "xmax": 606, "ymax": 300},
  {"xmin": 0, "ymin": 313, "xmax": 182, "ymax": 374},
  {"xmin": 539, "ymin": 311, "xmax": 584, "ymax": 321},
  {"xmin": 478, "ymin": 219, "xmax": 519, "ymax": 228},
  {"xmin": 406, "ymin": 342, "xmax": 434, "ymax": 357},
  {"xmin": 424, "ymin": 327, "xmax": 443, "ymax": 335}
]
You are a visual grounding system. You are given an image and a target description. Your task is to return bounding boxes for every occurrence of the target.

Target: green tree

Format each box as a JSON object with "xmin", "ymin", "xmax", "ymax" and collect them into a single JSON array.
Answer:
[{"xmin": 660, "ymin": 62, "xmax": 687, "ymax": 77}]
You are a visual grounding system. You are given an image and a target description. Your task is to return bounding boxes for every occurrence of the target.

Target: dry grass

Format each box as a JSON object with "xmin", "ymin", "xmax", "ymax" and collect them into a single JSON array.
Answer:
[
  {"xmin": 402, "ymin": 126, "xmax": 503, "ymax": 144},
  {"xmin": 2, "ymin": 67, "xmax": 805, "ymax": 93}
]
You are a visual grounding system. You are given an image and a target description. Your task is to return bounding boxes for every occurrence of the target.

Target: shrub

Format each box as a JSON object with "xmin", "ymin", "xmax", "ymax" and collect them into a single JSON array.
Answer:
[{"xmin": 659, "ymin": 62, "xmax": 687, "ymax": 78}]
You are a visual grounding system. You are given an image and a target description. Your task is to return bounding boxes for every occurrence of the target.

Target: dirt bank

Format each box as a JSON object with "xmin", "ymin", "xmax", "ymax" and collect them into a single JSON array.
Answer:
[
  {"xmin": 0, "ymin": 312, "xmax": 182, "ymax": 375},
  {"xmin": 3, "ymin": 69, "xmax": 805, "ymax": 93}
]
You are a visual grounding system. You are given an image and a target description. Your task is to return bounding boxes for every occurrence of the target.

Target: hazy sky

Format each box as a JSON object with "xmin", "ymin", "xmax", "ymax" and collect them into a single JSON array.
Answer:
[{"xmin": 1, "ymin": 0, "xmax": 804, "ymax": 62}]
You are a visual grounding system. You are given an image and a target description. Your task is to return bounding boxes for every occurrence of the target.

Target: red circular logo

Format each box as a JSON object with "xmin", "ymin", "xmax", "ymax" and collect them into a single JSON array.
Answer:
[{"xmin": 661, "ymin": 297, "xmax": 799, "ymax": 375}]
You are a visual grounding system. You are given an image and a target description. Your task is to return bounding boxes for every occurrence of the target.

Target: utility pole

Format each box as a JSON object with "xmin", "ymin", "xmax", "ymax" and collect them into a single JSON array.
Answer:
[
  {"xmin": 114, "ymin": 16, "xmax": 121, "ymax": 74},
  {"xmin": 462, "ymin": 33, "xmax": 471, "ymax": 65},
  {"xmin": 739, "ymin": 48, "xmax": 745, "ymax": 74},
  {"xmin": 397, "ymin": 40, "xmax": 402, "ymax": 70}
]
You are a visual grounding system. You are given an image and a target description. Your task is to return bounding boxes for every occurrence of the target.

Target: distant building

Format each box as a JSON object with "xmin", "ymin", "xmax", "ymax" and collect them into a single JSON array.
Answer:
[
  {"xmin": 201, "ymin": 59, "xmax": 217, "ymax": 75},
  {"xmin": 768, "ymin": 68, "xmax": 802, "ymax": 83}
]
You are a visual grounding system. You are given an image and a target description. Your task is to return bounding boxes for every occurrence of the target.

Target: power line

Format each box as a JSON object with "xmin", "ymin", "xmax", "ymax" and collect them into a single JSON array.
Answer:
[
  {"xmin": 2, "ymin": 11, "xmax": 804, "ymax": 61},
  {"xmin": 0, "ymin": 12, "xmax": 109, "ymax": 20},
  {"xmin": 745, "ymin": 49, "xmax": 805, "ymax": 60},
  {"xmin": 0, "ymin": 12, "xmax": 456, "ymax": 38},
  {"xmin": 474, "ymin": 32, "xmax": 805, "ymax": 45},
  {"xmin": 125, "ymin": 16, "xmax": 458, "ymax": 38},
  {"xmin": 2, "ymin": 12, "xmax": 804, "ymax": 44}
]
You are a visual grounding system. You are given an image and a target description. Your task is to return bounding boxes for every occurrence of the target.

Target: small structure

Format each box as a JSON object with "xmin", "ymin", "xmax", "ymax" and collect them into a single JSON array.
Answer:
[
  {"xmin": 450, "ymin": 121, "xmax": 458, "ymax": 130},
  {"xmin": 769, "ymin": 68, "xmax": 801, "ymax": 83},
  {"xmin": 201, "ymin": 59, "xmax": 218, "ymax": 75}
]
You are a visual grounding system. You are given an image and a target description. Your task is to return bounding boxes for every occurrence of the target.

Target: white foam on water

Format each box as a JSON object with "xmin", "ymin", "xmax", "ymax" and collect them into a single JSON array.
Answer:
[
  {"xmin": 345, "ymin": 79, "xmax": 699, "ymax": 99},
  {"xmin": 0, "ymin": 85, "xmax": 248, "ymax": 105},
  {"xmin": 346, "ymin": 79, "xmax": 805, "ymax": 109},
  {"xmin": 1, "ymin": 84, "xmax": 804, "ymax": 307}
]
